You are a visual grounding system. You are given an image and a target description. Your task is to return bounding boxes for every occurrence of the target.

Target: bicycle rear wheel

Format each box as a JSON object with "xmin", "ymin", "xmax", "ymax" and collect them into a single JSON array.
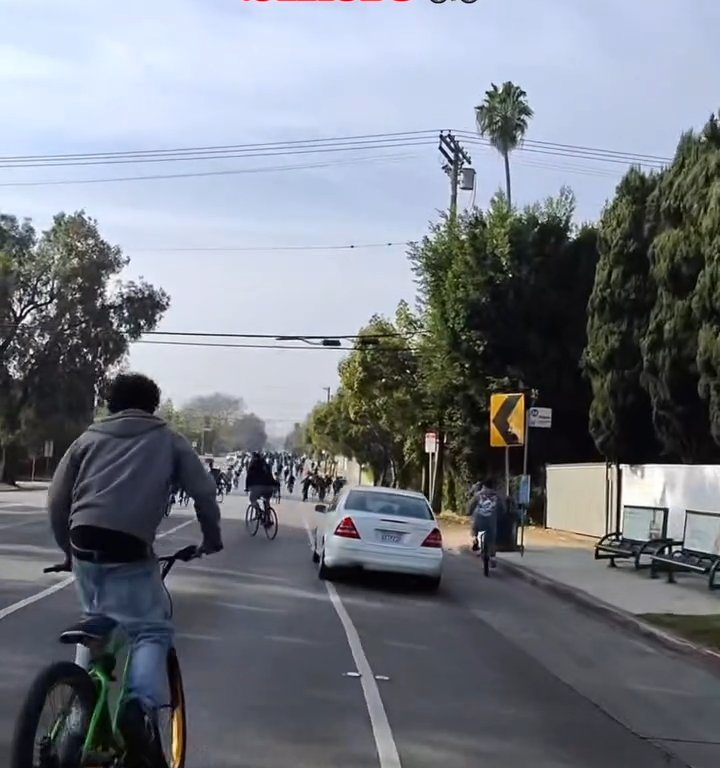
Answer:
[
  {"xmin": 158, "ymin": 648, "xmax": 187, "ymax": 768},
  {"xmin": 481, "ymin": 540, "xmax": 490, "ymax": 577},
  {"xmin": 264, "ymin": 507, "xmax": 279, "ymax": 540},
  {"xmin": 10, "ymin": 661, "xmax": 97, "ymax": 768}
]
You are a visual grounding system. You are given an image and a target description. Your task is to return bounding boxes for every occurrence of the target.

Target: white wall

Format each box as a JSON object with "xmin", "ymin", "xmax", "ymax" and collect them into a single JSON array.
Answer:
[
  {"xmin": 334, "ymin": 456, "xmax": 365, "ymax": 485},
  {"xmin": 621, "ymin": 464, "xmax": 720, "ymax": 541},
  {"xmin": 546, "ymin": 463, "xmax": 617, "ymax": 537}
]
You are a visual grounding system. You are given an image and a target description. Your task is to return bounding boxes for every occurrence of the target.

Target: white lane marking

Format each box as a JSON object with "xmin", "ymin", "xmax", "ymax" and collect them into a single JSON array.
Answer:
[
  {"xmin": 0, "ymin": 517, "xmax": 44, "ymax": 532},
  {"xmin": 301, "ymin": 512, "xmax": 402, "ymax": 768},
  {"xmin": 0, "ymin": 518, "xmax": 195, "ymax": 622},
  {"xmin": 325, "ymin": 582, "xmax": 402, "ymax": 768},
  {"xmin": 0, "ymin": 575, "xmax": 75, "ymax": 621}
]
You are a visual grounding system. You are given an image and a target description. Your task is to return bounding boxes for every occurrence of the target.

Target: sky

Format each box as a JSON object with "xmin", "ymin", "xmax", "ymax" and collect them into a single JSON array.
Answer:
[{"xmin": 1, "ymin": 0, "xmax": 718, "ymax": 438}]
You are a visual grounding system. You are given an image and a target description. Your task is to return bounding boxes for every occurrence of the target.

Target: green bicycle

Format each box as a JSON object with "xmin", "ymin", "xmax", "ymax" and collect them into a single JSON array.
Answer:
[{"xmin": 10, "ymin": 545, "xmax": 200, "ymax": 768}]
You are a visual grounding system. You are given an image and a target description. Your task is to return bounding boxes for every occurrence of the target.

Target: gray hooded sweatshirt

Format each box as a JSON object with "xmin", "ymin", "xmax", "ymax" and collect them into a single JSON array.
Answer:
[{"xmin": 48, "ymin": 410, "xmax": 222, "ymax": 555}]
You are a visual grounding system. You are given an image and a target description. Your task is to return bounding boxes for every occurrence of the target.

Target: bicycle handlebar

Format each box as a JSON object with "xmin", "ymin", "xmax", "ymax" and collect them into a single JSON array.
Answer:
[
  {"xmin": 42, "ymin": 545, "xmax": 203, "ymax": 577},
  {"xmin": 43, "ymin": 561, "xmax": 71, "ymax": 574}
]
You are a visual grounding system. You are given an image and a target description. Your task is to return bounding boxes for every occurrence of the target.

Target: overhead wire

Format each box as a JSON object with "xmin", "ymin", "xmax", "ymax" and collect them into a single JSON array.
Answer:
[
  {"xmin": 129, "ymin": 241, "xmax": 413, "ymax": 253},
  {"xmin": 135, "ymin": 340, "xmax": 418, "ymax": 353},
  {"xmin": 0, "ymin": 151, "xmax": 420, "ymax": 188},
  {"xmin": 0, "ymin": 128, "xmax": 672, "ymax": 177},
  {"xmin": 0, "ymin": 137, "xmax": 438, "ymax": 170},
  {"xmin": 0, "ymin": 130, "xmax": 441, "ymax": 164}
]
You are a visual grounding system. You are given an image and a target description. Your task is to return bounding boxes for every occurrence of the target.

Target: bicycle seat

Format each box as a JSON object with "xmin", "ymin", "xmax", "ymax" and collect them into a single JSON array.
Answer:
[{"xmin": 59, "ymin": 616, "xmax": 118, "ymax": 646}]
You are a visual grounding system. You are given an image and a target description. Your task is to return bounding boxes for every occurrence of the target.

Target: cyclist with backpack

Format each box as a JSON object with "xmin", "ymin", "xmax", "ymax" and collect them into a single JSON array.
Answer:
[{"xmin": 468, "ymin": 477, "xmax": 505, "ymax": 568}]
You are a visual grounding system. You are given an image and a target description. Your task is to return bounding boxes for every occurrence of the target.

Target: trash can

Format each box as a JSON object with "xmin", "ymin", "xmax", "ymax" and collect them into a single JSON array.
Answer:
[{"xmin": 497, "ymin": 497, "xmax": 521, "ymax": 552}]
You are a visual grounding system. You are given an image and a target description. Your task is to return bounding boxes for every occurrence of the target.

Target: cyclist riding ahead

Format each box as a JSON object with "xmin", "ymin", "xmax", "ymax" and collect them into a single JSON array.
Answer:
[
  {"xmin": 245, "ymin": 451, "xmax": 275, "ymax": 523},
  {"xmin": 47, "ymin": 372, "xmax": 223, "ymax": 768},
  {"xmin": 467, "ymin": 477, "xmax": 504, "ymax": 569}
]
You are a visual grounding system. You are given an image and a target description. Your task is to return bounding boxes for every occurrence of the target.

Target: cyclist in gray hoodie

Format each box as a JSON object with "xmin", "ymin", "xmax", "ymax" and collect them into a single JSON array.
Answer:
[
  {"xmin": 48, "ymin": 372, "xmax": 223, "ymax": 768},
  {"xmin": 467, "ymin": 477, "xmax": 505, "ymax": 567}
]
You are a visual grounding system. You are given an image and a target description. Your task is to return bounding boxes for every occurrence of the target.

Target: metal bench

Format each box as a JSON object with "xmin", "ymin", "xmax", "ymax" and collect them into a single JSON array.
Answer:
[
  {"xmin": 595, "ymin": 505, "xmax": 674, "ymax": 569},
  {"xmin": 650, "ymin": 510, "xmax": 720, "ymax": 590}
]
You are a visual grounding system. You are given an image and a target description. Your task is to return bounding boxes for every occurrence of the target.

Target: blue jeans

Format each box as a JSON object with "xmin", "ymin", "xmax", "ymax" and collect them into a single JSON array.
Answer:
[{"xmin": 73, "ymin": 558, "xmax": 173, "ymax": 711}]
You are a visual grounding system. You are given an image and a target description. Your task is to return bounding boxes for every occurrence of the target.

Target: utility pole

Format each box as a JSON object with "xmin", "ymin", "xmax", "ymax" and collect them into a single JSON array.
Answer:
[
  {"xmin": 427, "ymin": 133, "xmax": 473, "ymax": 514},
  {"xmin": 438, "ymin": 131, "xmax": 473, "ymax": 220},
  {"xmin": 323, "ymin": 387, "xmax": 331, "ymax": 403}
]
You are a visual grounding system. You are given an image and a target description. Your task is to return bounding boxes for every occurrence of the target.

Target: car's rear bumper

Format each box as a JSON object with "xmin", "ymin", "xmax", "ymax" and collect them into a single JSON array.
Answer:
[{"xmin": 324, "ymin": 538, "xmax": 442, "ymax": 577}]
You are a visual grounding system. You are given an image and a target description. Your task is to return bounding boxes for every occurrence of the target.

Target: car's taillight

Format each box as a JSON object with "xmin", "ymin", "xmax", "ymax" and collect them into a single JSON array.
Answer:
[
  {"xmin": 421, "ymin": 528, "xmax": 443, "ymax": 548},
  {"xmin": 334, "ymin": 517, "xmax": 361, "ymax": 539}
]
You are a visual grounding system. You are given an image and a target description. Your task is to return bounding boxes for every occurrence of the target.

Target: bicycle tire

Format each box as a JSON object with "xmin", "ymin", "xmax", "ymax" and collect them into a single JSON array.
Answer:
[
  {"xmin": 482, "ymin": 543, "xmax": 490, "ymax": 577},
  {"xmin": 10, "ymin": 660, "xmax": 97, "ymax": 768},
  {"xmin": 248, "ymin": 505, "xmax": 261, "ymax": 536},
  {"xmin": 158, "ymin": 648, "xmax": 187, "ymax": 768},
  {"xmin": 264, "ymin": 507, "xmax": 278, "ymax": 540}
]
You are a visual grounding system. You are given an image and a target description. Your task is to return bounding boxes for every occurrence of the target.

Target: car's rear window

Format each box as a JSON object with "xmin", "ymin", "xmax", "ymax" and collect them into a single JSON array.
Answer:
[{"xmin": 344, "ymin": 490, "xmax": 433, "ymax": 520}]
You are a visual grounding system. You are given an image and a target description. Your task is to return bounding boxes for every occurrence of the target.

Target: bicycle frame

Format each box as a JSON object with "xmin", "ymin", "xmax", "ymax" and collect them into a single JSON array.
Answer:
[{"xmin": 76, "ymin": 627, "xmax": 133, "ymax": 755}]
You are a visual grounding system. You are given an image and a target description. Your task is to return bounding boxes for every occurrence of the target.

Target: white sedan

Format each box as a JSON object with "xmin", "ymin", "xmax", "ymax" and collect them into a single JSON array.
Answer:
[{"xmin": 312, "ymin": 486, "xmax": 443, "ymax": 590}]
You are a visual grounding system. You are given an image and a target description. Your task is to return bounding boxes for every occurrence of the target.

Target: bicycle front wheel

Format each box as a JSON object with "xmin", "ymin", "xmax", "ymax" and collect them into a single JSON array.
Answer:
[
  {"xmin": 246, "ymin": 504, "xmax": 260, "ymax": 536},
  {"xmin": 264, "ymin": 507, "xmax": 278, "ymax": 540},
  {"xmin": 10, "ymin": 661, "xmax": 97, "ymax": 768},
  {"xmin": 158, "ymin": 648, "xmax": 187, "ymax": 768}
]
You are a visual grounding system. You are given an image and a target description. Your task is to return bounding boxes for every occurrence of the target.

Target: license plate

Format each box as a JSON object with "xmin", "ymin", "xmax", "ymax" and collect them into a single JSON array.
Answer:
[{"xmin": 379, "ymin": 532, "xmax": 402, "ymax": 544}]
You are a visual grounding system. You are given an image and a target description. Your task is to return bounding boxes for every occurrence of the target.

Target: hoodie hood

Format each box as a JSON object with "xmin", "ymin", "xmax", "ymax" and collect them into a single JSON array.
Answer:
[{"xmin": 88, "ymin": 409, "xmax": 167, "ymax": 438}]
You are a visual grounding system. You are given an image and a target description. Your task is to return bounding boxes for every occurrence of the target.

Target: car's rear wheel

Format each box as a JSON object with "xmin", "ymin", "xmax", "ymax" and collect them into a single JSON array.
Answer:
[
  {"xmin": 318, "ymin": 551, "xmax": 336, "ymax": 581},
  {"xmin": 423, "ymin": 575, "xmax": 442, "ymax": 592}
]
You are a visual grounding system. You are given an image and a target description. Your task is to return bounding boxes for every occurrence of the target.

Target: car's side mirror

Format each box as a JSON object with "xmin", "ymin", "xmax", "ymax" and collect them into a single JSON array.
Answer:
[{"xmin": 315, "ymin": 504, "xmax": 327, "ymax": 513}]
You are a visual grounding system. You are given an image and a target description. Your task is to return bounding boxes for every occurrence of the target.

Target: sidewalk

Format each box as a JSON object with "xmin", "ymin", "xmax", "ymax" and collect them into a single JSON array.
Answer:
[
  {"xmin": 441, "ymin": 521, "xmax": 720, "ymax": 615},
  {"xmin": 440, "ymin": 519, "xmax": 720, "ymax": 660}
]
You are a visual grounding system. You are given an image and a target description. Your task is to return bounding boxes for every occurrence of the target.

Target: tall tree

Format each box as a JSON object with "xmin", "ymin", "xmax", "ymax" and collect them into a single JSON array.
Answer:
[
  {"xmin": 583, "ymin": 169, "xmax": 660, "ymax": 462},
  {"xmin": 475, "ymin": 81, "xmax": 534, "ymax": 207},
  {"xmin": 641, "ymin": 119, "xmax": 720, "ymax": 461},
  {"xmin": 0, "ymin": 211, "xmax": 169, "ymax": 481}
]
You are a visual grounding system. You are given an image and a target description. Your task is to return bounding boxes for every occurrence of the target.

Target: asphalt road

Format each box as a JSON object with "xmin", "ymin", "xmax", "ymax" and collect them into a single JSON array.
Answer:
[{"xmin": 1, "ymin": 488, "xmax": 720, "ymax": 767}]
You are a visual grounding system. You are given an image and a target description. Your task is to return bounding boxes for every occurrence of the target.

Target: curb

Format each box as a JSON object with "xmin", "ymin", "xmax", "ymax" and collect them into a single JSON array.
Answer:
[{"xmin": 497, "ymin": 556, "xmax": 720, "ymax": 675}]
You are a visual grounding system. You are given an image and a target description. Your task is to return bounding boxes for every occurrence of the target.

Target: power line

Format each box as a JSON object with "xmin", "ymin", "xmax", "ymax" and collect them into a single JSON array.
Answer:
[
  {"xmin": 141, "ymin": 330, "xmax": 406, "ymax": 340},
  {"xmin": 135, "ymin": 340, "xmax": 416, "ymax": 353},
  {"xmin": 0, "ymin": 135, "xmax": 438, "ymax": 170},
  {"xmin": 456, "ymin": 131, "xmax": 671, "ymax": 164},
  {"xmin": 461, "ymin": 137, "xmax": 667, "ymax": 169},
  {"xmin": 0, "ymin": 130, "xmax": 440, "ymax": 164},
  {"xmin": 0, "ymin": 152, "xmax": 420, "ymax": 189},
  {"xmin": 0, "ymin": 323, "xmax": 412, "ymax": 341},
  {"xmin": 0, "ymin": 128, "xmax": 672, "ymax": 172},
  {"xmin": 135, "ymin": 340, "xmax": 351, "ymax": 351},
  {"xmin": 130, "ymin": 240, "xmax": 412, "ymax": 254}
]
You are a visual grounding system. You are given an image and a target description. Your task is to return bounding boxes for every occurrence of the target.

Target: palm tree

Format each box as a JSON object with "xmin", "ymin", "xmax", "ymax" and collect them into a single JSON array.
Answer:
[{"xmin": 475, "ymin": 81, "xmax": 534, "ymax": 208}]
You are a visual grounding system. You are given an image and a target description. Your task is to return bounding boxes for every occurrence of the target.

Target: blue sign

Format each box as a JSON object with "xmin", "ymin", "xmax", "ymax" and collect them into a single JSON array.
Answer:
[{"xmin": 518, "ymin": 474, "xmax": 531, "ymax": 506}]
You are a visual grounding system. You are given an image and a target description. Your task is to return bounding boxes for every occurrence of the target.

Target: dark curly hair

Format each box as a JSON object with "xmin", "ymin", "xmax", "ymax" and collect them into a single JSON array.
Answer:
[{"xmin": 106, "ymin": 373, "xmax": 161, "ymax": 415}]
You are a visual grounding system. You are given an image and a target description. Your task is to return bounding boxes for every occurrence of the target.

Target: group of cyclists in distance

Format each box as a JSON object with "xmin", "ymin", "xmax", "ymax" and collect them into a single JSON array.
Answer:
[{"xmin": 169, "ymin": 449, "xmax": 347, "ymax": 509}]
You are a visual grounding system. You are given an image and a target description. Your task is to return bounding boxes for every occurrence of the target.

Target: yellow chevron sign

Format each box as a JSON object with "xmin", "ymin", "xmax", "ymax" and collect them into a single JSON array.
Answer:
[{"xmin": 490, "ymin": 393, "xmax": 525, "ymax": 447}]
